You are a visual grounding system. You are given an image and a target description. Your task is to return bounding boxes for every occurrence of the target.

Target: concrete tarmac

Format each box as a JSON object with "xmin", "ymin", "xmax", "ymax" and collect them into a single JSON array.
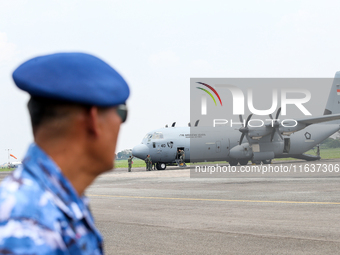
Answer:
[
  {"xmin": 1, "ymin": 159, "xmax": 340, "ymax": 254},
  {"xmin": 87, "ymin": 159, "xmax": 340, "ymax": 254}
]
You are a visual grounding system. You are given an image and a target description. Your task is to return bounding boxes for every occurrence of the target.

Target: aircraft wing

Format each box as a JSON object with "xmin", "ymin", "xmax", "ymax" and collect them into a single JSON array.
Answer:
[{"xmin": 296, "ymin": 113, "xmax": 340, "ymax": 125}]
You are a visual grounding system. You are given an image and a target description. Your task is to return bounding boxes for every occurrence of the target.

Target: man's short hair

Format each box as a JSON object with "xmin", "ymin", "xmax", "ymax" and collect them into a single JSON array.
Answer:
[{"xmin": 27, "ymin": 96, "xmax": 91, "ymax": 132}]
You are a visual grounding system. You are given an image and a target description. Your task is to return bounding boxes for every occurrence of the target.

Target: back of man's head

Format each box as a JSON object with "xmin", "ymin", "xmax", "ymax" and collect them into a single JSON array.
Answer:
[{"xmin": 27, "ymin": 96, "xmax": 88, "ymax": 135}]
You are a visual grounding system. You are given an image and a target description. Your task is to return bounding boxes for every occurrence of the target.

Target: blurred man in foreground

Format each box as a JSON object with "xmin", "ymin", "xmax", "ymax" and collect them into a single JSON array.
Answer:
[{"xmin": 0, "ymin": 52, "xmax": 129, "ymax": 254}]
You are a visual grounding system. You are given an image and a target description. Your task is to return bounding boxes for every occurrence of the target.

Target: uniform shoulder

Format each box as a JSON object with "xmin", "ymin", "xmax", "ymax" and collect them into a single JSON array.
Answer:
[{"xmin": 0, "ymin": 169, "xmax": 63, "ymax": 229}]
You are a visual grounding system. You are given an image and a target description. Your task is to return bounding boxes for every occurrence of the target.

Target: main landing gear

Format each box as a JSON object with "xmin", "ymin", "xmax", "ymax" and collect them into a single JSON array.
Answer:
[
  {"xmin": 228, "ymin": 159, "xmax": 272, "ymax": 166},
  {"xmin": 156, "ymin": 162, "xmax": 166, "ymax": 170}
]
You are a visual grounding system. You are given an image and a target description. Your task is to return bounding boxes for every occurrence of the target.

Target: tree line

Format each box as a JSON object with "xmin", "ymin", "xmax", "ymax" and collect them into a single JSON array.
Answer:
[
  {"xmin": 116, "ymin": 149, "xmax": 132, "ymax": 160},
  {"xmin": 321, "ymin": 137, "xmax": 340, "ymax": 148}
]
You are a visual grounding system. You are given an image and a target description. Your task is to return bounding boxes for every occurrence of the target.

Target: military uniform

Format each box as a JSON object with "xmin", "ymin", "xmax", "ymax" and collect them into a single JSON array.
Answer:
[
  {"xmin": 145, "ymin": 156, "xmax": 152, "ymax": 171},
  {"xmin": 0, "ymin": 144, "xmax": 103, "ymax": 254},
  {"xmin": 127, "ymin": 156, "xmax": 133, "ymax": 172},
  {"xmin": 179, "ymin": 150, "xmax": 185, "ymax": 163}
]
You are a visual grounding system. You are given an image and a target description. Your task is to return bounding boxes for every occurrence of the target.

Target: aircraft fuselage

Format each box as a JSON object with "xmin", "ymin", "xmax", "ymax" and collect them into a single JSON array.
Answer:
[{"xmin": 132, "ymin": 124, "xmax": 340, "ymax": 168}]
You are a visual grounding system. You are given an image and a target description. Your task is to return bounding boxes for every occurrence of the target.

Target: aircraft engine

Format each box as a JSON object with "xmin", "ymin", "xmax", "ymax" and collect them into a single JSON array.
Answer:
[
  {"xmin": 229, "ymin": 144, "xmax": 253, "ymax": 160},
  {"xmin": 230, "ymin": 144, "xmax": 275, "ymax": 163}
]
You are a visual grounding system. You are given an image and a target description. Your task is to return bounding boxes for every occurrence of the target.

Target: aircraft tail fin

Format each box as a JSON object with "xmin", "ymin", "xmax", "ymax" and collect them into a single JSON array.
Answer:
[{"xmin": 324, "ymin": 71, "xmax": 340, "ymax": 123}]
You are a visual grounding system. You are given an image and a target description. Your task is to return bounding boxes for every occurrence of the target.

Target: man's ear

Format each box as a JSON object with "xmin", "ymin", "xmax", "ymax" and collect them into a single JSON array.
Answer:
[{"xmin": 85, "ymin": 106, "xmax": 101, "ymax": 137}]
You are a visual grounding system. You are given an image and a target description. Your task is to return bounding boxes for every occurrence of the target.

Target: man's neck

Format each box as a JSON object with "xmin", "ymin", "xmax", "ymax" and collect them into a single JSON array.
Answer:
[{"xmin": 36, "ymin": 137, "xmax": 97, "ymax": 196}]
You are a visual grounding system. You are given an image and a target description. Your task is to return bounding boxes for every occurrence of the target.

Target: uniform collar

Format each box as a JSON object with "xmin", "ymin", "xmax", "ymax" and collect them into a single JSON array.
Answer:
[{"xmin": 22, "ymin": 144, "xmax": 87, "ymax": 221}]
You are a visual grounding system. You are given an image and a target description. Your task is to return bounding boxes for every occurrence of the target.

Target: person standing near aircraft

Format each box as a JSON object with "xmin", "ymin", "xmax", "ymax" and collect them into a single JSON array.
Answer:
[
  {"xmin": 128, "ymin": 155, "xmax": 134, "ymax": 172},
  {"xmin": 177, "ymin": 149, "xmax": 185, "ymax": 164},
  {"xmin": 180, "ymin": 149, "xmax": 185, "ymax": 163},
  {"xmin": 145, "ymin": 155, "xmax": 152, "ymax": 171},
  {"xmin": 0, "ymin": 52, "xmax": 129, "ymax": 254}
]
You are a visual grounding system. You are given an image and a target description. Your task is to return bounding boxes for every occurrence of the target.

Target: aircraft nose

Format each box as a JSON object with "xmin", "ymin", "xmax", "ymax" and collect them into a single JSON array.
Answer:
[{"xmin": 132, "ymin": 144, "xmax": 149, "ymax": 159}]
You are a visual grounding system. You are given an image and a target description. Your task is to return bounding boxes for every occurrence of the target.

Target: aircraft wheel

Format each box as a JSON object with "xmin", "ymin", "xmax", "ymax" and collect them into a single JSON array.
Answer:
[
  {"xmin": 229, "ymin": 160, "xmax": 238, "ymax": 166},
  {"xmin": 262, "ymin": 159, "xmax": 272, "ymax": 164},
  {"xmin": 239, "ymin": 160, "xmax": 248, "ymax": 165},
  {"xmin": 156, "ymin": 163, "xmax": 166, "ymax": 170}
]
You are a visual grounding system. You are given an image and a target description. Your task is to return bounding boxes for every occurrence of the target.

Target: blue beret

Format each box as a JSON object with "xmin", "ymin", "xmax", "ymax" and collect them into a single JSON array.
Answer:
[{"xmin": 12, "ymin": 52, "xmax": 130, "ymax": 107}]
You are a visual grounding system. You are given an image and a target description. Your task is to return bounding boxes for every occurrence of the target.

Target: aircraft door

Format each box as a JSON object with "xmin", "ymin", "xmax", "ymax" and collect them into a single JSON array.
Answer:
[
  {"xmin": 176, "ymin": 147, "xmax": 185, "ymax": 159},
  {"xmin": 283, "ymin": 138, "xmax": 290, "ymax": 153}
]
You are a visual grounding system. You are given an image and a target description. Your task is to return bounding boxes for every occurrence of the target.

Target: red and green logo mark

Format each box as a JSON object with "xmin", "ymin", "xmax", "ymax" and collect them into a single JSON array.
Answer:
[{"xmin": 196, "ymin": 82, "xmax": 223, "ymax": 106}]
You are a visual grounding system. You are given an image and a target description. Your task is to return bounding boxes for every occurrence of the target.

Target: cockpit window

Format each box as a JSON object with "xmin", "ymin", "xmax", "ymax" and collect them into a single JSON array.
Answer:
[
  {"xmin": 152, "ymin": 132, "xmax": 163, "ymax": 139},
  {"xmin": 142, "ymin": 134, "xmax": 153, "ymax": 143},
  {"xmin": 144, "ymin": 134, "xmax": 152, "ymax": 139}
]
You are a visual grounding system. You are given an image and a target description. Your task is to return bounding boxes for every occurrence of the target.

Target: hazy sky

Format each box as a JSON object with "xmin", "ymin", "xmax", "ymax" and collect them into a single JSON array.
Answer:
[{"xmin": 1, "ymin": 0, "xmax": 340, "ymax": 163}]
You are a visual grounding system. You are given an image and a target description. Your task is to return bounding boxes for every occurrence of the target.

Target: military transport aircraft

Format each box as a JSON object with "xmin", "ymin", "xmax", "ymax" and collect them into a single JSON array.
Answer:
[{"xmin": 132, "ymin": 73, "xmax": 340, "ymax": 170}]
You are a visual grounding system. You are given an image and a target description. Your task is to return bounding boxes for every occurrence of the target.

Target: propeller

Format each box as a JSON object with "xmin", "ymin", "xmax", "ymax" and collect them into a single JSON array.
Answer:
[
  {"xmin": 238, "ymin": 114, "xmax": 253, "ymax": 145},
  {"xmin": 188, "ymin": 120, "xmax": 199, "ymax": 127},
  {"xmin": 268, "ymin": 107, "xmax": 283, "ymax": 141}
]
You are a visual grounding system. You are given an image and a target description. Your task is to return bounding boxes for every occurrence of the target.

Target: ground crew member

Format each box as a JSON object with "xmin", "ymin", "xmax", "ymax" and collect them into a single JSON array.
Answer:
[
  {"xmin": 179, "ymin": 149, "xmax": 185, "ymax": 163},
  {"xmin": 145, "ymin": 155, "xmax": 152, "ymax": 171},
  {"xmin": 128, "ymin": 156, "xmax": 134, "ymax": 172},
  {"xmin": 0, "ymin": 52, "xmax": 130, "ymax": 254}
]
